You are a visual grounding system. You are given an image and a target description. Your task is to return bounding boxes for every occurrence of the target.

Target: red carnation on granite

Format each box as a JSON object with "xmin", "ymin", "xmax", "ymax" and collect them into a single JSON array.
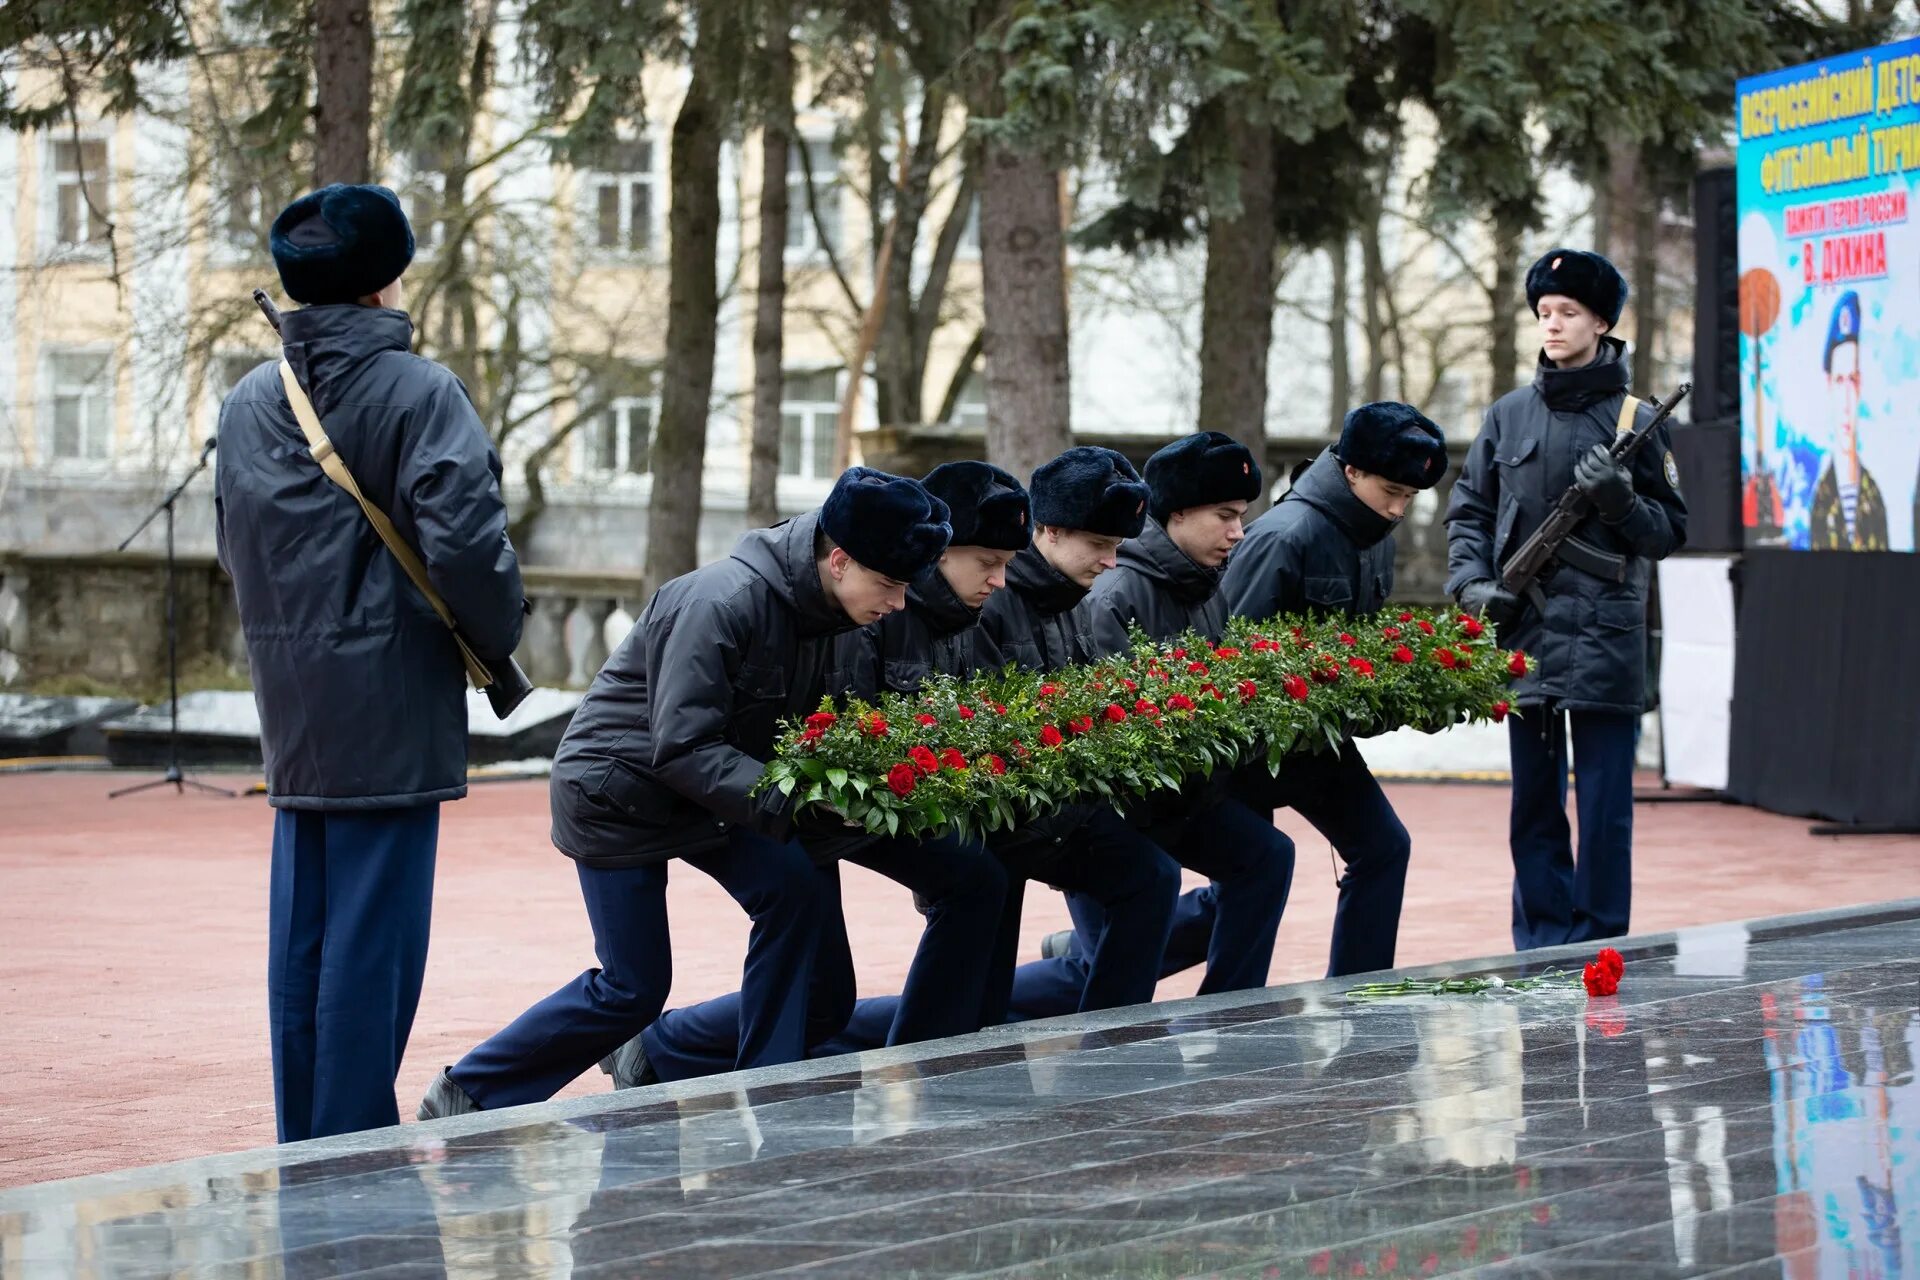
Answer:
[
  {"xmin": 908, "ymin": 745, "xmax": 940, "ymax": 776},
  {"xmin": 886, "ymin": 763, "xmax": 917, "ymax": 797},
  {"xmin": 1597, "ymin": 947, "xmax": 1625, "ymax": 981},
  {"xmin": 1039, "ymin": 725, "xmax": 1065, "ymax": 748},
  {"xmin": 1582, "ymin": 960, "xmax": 1620, "ymax": 997}
]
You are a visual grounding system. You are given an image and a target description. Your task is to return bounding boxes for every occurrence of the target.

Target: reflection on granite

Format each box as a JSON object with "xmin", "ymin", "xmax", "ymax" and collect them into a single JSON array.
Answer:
[{"xmin": 4, "ymin": 901, "xmax": 1917, "ymax": 1278}]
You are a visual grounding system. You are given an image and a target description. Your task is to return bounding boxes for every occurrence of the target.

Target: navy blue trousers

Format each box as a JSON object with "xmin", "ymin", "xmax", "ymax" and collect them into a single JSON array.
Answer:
[
  {"xmin": 269, "ymin": 804, "xmax": 439, "ymax": 1143},
  {"xmin": 640, "ymin": 832, "xmax": 1006, "ymax": 1082},
  {"xmin": 1236, "ymin": 741, "xmax": 1411, "ymax": 977},
  {"xmin": 449, "ymin": 828, "xmax": 833, "ymax": 1109},
  {"xmin": 1005, "ymin": 797, "xmax": 1292, "ymax": 1019},
  {"xmin": 1507, "ymin": 710, "xmax": 1637, "ymax": 950}
]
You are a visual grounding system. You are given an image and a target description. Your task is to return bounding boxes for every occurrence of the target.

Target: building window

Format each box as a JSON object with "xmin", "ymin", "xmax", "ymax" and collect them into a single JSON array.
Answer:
[
  {"xmin": 577, "ymin": 374, "xmax": 658, "ymax": 478},
  {"xmin": 44, "ymin": 349, "xmax": 114, "ymax": 461},
  {"xmin": 779, "ymin": 369, "xmax": 839, "ymax": 480},
  {"xmin": 52, "ymin": 138, "xmax": 111, "ymax": 249},
  {"xmin": 786, "ymin": 139, "xmax": 841, "ymax": 257},
  {"xmin": 589, "ymin": 138, "xmax": 655, "ymax": 255}
]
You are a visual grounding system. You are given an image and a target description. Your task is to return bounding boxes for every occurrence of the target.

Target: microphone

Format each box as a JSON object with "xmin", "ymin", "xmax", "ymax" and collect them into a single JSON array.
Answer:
[{"xmin": 199, "ymin": 436, "xmax": 217, "ymax": 463}]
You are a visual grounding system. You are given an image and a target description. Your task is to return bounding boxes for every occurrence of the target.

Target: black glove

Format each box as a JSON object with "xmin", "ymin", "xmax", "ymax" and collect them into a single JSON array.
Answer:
[
  {"xmin": 1574, "ymin": 443, "xmax": 1635, "ymax": 520},
  {"xmin": 1459, "ymin": 578, "xmax": 1521, "ymax": 626}
]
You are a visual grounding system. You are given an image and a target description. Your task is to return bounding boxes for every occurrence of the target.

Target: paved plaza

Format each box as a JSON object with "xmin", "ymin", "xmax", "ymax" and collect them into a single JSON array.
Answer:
[{"xmin": 3, "ymin": 900, "xmax": 1915, "ymax": 1277}]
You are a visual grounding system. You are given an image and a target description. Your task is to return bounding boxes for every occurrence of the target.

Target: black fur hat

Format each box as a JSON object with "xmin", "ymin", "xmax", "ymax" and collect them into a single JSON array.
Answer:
[
  {"xmin": 819, "ymin": 467, "xmax": 952, "ymax": 580},
  {"xmin": 1030, "ymin": 446, "xmax": 1151, "ymax": 539},
  {"xmin": 921, "ymin": 461, "xmax": 1032, "ymax": 552},
  {"xmin": 1525, "ymin": 247, "xmax": 1628, "ymax": 328},
  {"xmin": 1333, "ymin": 402, "xmax": 1449, "ymax": 490},
  {"xmin": 1144, "ymin": 431, "xmax": 1263, "ymax": 524},
  {"xmin": 270, "ymin": 184, "xmax": 416, "ymax": 305}
]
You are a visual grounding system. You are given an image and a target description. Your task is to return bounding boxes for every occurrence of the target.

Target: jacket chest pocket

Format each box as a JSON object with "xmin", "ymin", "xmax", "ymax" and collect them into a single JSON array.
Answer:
[
  {"xmin": 884, "ymin": 657, "xmax": 931, "ymax": 694},
  {"xmin": 1304, "ymin": 576, "xmax": 1353, "ymax": 614},
  {"xmin": 731, "ymin": 659, "xmax": 790, "ymax": 741}
]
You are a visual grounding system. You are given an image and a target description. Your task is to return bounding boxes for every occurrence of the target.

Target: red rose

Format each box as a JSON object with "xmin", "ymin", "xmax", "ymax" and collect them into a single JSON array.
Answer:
[
  {"xmin": 1348, "ymin": 657, "xmax": 1375, "ymax": 677},
  {"xmin": 1187, "ymin": 660, "xmax": 1209, "ymax": 675},
  {"xmin": 1202, "ymin": 682, "xmax": 1223, "ymax": 700},
  {"xmin": 1167, "ymin": 693, "xmax": 1196, "ymax": 712},
  {"xmin": 1581, "ymin": 961, "xmax": 1619, "ymax": 997},
  {"xmin": 1105, "ymin": 703, "xmax": 1128, "ymax": 723},
  {"xmin": 993, "ymin": 703, "xmax": 1008, "ymax": 715},
  {"xmin": 957, "ymin": 706, "xmax": 975, "ymax": 720},
  {"xmin": 865, "ymin": 714, "xmax": 889, "ymax": 737},
  {"xmin": 1122, "ymin": 678, "xmax": 1138, "ymax": 693},
  {"xmin": 1283, "ymin": 674, "xmax": 1311, "ymax": 701},
  {"xmin": 939, "ymin": 748, "xmax": 968, "ymax": 771},
  {"xmin": 1170, "ymin": 647, "xmax": 1187, "ymax": 660},
  {"xmin": 804, "ymin": 711, "xmax": 838, "ymax": 729},
  {"xmin": 1237, "ymin": 679, "xmax": 1258, "ymax": 702},
  {"xmin": 1459, "ymin": 615, "xmax": 1485, "ymax": 639},
  {"xmin": 1392, "ymin": 645, "xmax": 1414, "ymax": 664},
  {"xmin": 908, "ymin": 745, "xmax": 940, "ymax": 775},
  {"xmin": 1215, "ymin": 646, "xmax": 1241, "ymax": 659},
  {"xmin": 1068, "ymin": 715, "xmax": 1094, "ymax": 735},
  {"xmin": 1381, "ymin": 625, "xmax": 1401, "ymax": 640},
  {"xmin": 1416, "ymin": 618, "xmax": 1435, "ymax": 635},
  {"xmin": 799, "ymin": 726, "xmax": 826, "ymax": 747},
  {"xmin": 1433, "ymin": 647, "xmax": 1459, "ymax": 669},
  {"xmin": 1039, "ymin": 683, "xmax": 1059, "ymax": 697},
  {"xmin": 886, "ymin": 763, "xmax": 917, "ymax": 797},
  {"xmin": 915, "ymin": 713, "xmax": 938, "ymax": 727},
  {"xmin": 1491, "ymin": 699, "xmax": 1511, "ymax": 722},
  {"xmin": 1456, "ymin": 648, "xmax": 1472, "ymax": 666},
  {"xmin": 1596, "ymin": 946, "xmax": 1625, "ymax": 980},
  {"xmin": 984, "ymin": 754, "xmax": 1007, "ymax": 775},
  {"xmin": 1134, "ymin": 697, "xmax": 1158, "ymax": 714},
  {"xmin": 1398, "ymin": 610, "xmax": 1414, "ymax": 622},
  {"xmin": 1012, "ymin": 740, "xmax": 1029, "ymax": 758},
  {"xmin": 1509, "ymin": 651, "xmax": 1528, "ymax": 676},
  {"xmin": 1039, "ymin": 725, "xmax": 1065, "ymax": 748},
  {"xmin": 1338, "ymin": 632, "xmax": 1356, "ymax": 647}
]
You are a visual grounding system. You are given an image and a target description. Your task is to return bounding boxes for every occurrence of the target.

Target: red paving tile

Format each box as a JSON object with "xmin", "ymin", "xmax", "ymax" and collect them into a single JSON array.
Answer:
[{"xmin": 2, "ymin": 769, "xmax": 1915, "ymax": 1189}]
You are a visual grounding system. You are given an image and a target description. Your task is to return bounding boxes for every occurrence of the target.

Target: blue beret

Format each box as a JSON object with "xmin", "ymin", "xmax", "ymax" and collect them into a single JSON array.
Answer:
[
  {"xmin": 1144, "ymin": 431, "xmax": 1262, "ymax": 524},
  {"xmin": 1333, "ymin": 402, "xmax": 1449, "ymax": 490},
  {"xmin": 921, "ymin": 461, "xmax": 1031, "ymax": 552},
  {"xmin": 1030, "ymin": 446, "xmax": 1150, "ymax": 539},
  {"xmin": 1526, "ymin": 247, "xmax": 1628, "ymax": 328},
  {"xmin": 820, "ymin": 467, "xmax": 952, "ymax": 580},
  {"xmin": 1824, "ymin": 290, "xmax": 1861, "ymax": 374},
  {"xmin": 270, "ymin": 184, "xmax": 416, "ymax": 305}
]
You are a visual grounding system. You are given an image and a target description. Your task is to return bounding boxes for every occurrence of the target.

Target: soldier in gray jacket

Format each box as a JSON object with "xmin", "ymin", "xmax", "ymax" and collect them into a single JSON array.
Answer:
[
  {"xmin": 218, "ymin": 184, "xmax": 525, "ymax": 1141},
  {"xmin": 1446, "ymin": 247, "xmax": 1687, "ymax": 950}
]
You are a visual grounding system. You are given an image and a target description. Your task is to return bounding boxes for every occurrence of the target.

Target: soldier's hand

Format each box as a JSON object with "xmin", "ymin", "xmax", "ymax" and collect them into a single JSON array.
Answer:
[
  {"xmin": 1574, "ymin": 443, "xmax": 1635, "ymax": 519},
  {"xmin": 1459, "ymin": 579, "xmax": 1521, "ymax": 626}
]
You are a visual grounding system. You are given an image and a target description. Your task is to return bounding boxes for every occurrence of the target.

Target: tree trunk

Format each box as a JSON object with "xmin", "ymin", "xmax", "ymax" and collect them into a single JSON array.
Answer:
[
  {"xmin": 1196, "ymin": 115, "xmax": 1276, "ymax": 511},
  {"xmin": 645, "ymin": 10, "xmax": 732, "ymax": 592},
  {"xmin": 1326, "ymin": 235, "xmax": 1351, "ymax": 437},
  {"xmin": 875, "ymin": 87, "xmax": 947, "ymax": 428},
  {"xmin": 979, "ymin": 142, "xmax": 1072, "ymax": 483},
  {"xmin": 746, "ymin": 9, "xmax": 791, "ymax": 529},
  {"xmin": 1360, "ymin": 184, "xmax": 1388, "ymax": 406},
  {"xmin": 1487, "ymin": 209, "xmax": 1526, "ymax": 401},
  {"xmin": 312, "ymin": 0, "xmax": 373, "ymax": 185},
  {"xmin": 1630, "ymin": 154, "xmax": 1659, "ymax": 393}
]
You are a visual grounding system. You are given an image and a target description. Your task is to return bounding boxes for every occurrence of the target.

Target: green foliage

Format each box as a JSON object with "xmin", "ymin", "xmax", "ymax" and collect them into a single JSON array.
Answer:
[
  {"xmin": 517, "ymin": 0, "xmax": 680, "ymax": 164},
  {"xmin": 757, "ymin": 604, "xmax": 1522, "ymax": 843},
  {"xmin": 389, "ymin": 0, "xmax": 472, "ymax": 158},
  {"xmin": 232, "ymin": 0, "xmax": 313, "ymax": 168},
  {"xmin": 0, "ymin": 0, "xmax": 190, "ymax": 130}
]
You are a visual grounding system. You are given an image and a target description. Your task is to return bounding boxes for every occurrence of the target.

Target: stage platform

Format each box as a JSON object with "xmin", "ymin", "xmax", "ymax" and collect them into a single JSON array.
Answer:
[{"xmin": 3, "ymin": 901, "xmax": 1915, "ymax": 1278}]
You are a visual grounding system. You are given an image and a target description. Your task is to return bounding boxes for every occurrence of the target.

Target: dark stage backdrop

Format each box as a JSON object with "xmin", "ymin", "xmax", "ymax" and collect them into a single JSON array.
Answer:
[{"xmin": 1727, "ymin": 550, "xmax": 1920, "ymax": 825}]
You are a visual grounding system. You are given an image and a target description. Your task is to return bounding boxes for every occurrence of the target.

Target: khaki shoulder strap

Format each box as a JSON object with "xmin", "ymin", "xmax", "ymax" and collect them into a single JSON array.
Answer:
[
  {"xmin": 1616, "ymin": 394, "xmax": 1642, "ymax": 435},
  {"xmin": 278, "ymin": 360, "xmax": 492, "ymax": 689}
]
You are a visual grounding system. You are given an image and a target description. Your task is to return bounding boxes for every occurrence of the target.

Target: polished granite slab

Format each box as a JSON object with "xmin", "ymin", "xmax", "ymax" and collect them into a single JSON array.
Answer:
[{"xmin": 4, "ymin": 900, "xmax": 1916, "ymax": 1278}]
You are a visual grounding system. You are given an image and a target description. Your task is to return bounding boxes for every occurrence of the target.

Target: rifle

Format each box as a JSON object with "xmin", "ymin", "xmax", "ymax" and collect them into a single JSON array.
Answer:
[
  {"xmin": 253, "ymin": 288, "xmax": 533, "ymax": 719},
  {"xmin": 1499, "ymin": 382, "xmax": 1691, "ymax": 617}
]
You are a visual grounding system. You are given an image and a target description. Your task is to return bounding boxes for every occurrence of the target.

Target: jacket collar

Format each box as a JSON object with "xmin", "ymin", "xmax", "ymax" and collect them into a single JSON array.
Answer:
[
  {"xmin": 908, "ymin": 566, "xmax": 982, "ymax": 639},
  {"xmin": 729, "ymin": 511, "xmax": 856, "ymax": 637},
  {"xmin": 278, "ymin": 304, "xmax": 415, "ymax": 413},
  {"xmin": 1119, "ymin": 518, "xmax": 1221, "ymax": 607},
  {"xmin": 1533, "ymin": 334, "xmax": 1631, "ymax": 413},
  {"xmin": 1006, "ymin": 543, "xmax": 1089, "ymax": 618},
  {"xmin": 1286, "ymin": 447, "xmax": 1396, "ymax": 550}
]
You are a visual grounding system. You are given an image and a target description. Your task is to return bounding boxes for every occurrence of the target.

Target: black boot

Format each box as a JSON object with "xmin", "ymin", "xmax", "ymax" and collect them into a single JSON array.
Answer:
[
  {"xmin": 598, "ymin": 1035, "xmax": 659, "ymax": 1091},
  {"xmin": 416, "ymin": 1067, "xmax": 482, "ymax": 1121}
]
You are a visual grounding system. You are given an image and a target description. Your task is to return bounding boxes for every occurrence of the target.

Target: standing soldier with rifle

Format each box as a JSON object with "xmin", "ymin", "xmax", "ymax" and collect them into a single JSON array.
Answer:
[{"xmin": 1446, "ymin": 248, "xmax": 1687, "ymax": 951}]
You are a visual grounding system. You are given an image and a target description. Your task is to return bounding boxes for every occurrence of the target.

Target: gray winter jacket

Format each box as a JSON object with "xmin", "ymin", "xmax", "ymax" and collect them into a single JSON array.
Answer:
[
  {"xmin": 1223, "ymin": 449, "xmax": 1395, "ymax": 625},
  {"xmin": 549, "ymin": 512, "xmax": 856, "ymax": 867},
  {"xmin": 1445, "ymin": 337, "xmax": 1687, "ymax": 713},
  {"xmin": 214, "ymin": 304, "xmax": 524, "ymax": 810}
]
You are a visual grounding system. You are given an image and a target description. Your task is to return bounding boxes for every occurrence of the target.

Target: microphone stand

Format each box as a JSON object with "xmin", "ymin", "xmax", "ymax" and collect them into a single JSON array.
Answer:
[{"xmin": 110, "ymin": 440, "xmax": 237, "ymax": 799}]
